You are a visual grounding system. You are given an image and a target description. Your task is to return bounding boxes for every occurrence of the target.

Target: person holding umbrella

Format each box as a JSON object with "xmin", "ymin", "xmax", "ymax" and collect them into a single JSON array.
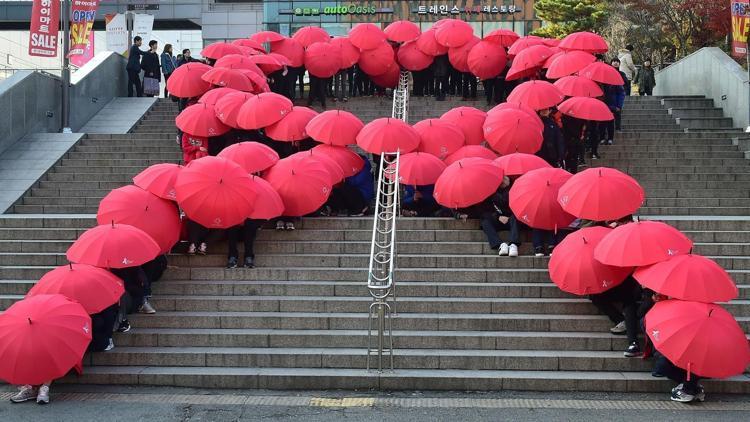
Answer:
[{"xmin": 532, "ymin": 108, "xmax": 565, "ymax": 256}]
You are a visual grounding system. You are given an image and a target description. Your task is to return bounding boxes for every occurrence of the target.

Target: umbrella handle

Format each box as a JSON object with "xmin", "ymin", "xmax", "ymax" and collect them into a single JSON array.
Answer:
[{"xmin": 686, "ymin": 362, "xmax": 691, "ymax": 381}]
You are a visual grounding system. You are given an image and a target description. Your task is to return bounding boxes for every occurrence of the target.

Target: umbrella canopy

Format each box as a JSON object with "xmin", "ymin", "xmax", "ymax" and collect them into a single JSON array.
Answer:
[
  {"xmin": 67, "ymin": 223, "xmax": 160, "ymax": 268},
  {"xmin": 434, "ymin": 19, "xmax": 474, "ymax": 48},
  {"xmin": 201, "ymin": 42, "xmax": 243, "ymax": 59},
  {"xmin": 132, "ymin": 163, "xmax": 182, "ymax": 201},
  {"xmin": 467, "ymin": 41, "xmax": 508, "ymax": 80},
  {"xmin": 330, "ymin": 37, "xmax": 360, "ymax": 69},
  {"xmin": 349, "ymin": 23, "xmax": 387, "ymax": 50},
  {"xmin": 356, "ymin": 117, "xmax": 420, "ymax": 154},
  {"xmin": 543, "ymin": 51, "xmax": 564, "ymax": 69},
  {"xmin": 546, "ymin": 50, "xmax": 597, "ymax": 79},
  {"xmin": 507, "ymin": 36, "xmax": 545, "ymax": 57},
  {"xmin": 292, "ymin": 26, "xmax": 330, "ymax": 48},
  {"xmin": 493, "ymin": 153, "xmax": 551, "ymax": 176},
  {"xmin": 557, "ymin": 167, "xmax": 644, "ymax": 221},
  {"xmin": 414, "ymin": 118, "xmax": 465, "ymax": 159},
  {"xmin": 232, "ymin": 38, "xmax": 265, "ymax": 51},
  {"xmin": 594, "ymin": 221, "xmax": 694, "ymax": 267},
  {"xmin": 218, "ymin": 141, "xmax": 280, "ymax": 173},
  {"xmin": 483, "ymin": 108, "xmax": 544, "ymax": 155},
  {"xmin": 390, "ymin": 152, "xmax": 447, "ymax": 186},
  {"xmin": 311, "ymin": 144, "xmax": 365, "ymax": 177},
  {"xmin": 27, "ymin": 264, "xmax": 125, "ymax": 314},
  {"xmin": 633, "ymin": 254, "xmax": 738, "ymax": 303},
  {"xmin": 287, "ymin": 150, "xmax": 345, "ymax": 185},
  {"xmin": 397, "ymin": 40, "xmax": 434, "ymax": 71},
  {"xmin": 250, "ymin": 30, "xmax": 285, "ymax": 43},
  {"xmin": 247, "ymin": 175, "xmax": 284, "ymax": 220},
  {"xmin": 448, "ymin": 36, "xmax": 480, "ymax": 73},
  {"xmin": 416, "ymin": 29, "xmax": 449, "ymax": 56},
  {"xmin": 444, "ymin": 145, "xmax": 497, "ymax": 165},
  {"xmin": 506, "ymin": 44, "xmax": 553, "ymax": 81},
  {"xmin": 484, "ymin": 28, "xmax": 520, "ymax": 47},
  {"xmin": 239, "ymin": 69, "xmax": 270, "ymax": 93},
  {"xmin": 215, "ymin": 91, "xmax": 255, "ymax": 128},
  {"xmin": 646, "ymin": 300, "xmax": 750, "ymax": 379},
  {"xmin": 236, "ymin": 92, "xmax": 293, "ymax": 130},
  {"xmin": 305, "ymin": 41, "xmax": 343, "ymax": 78},
  {"xmin": 549, "ymin": 226, "xmax": 633, "ymax": 295},
  {"xmin": 0, "ymin": 294, "xmax": 91, "ymax": 385},
  {"xmin": 553, "ymin": 75, "xmax": 603, "ymax": 97},
  {"xmin": 434, "ymin": 158, "xmax": 504, "ymax": 208},
  {"xmin": 558, "ymin": 96, "xmax": 614, "ymax": 121},
  {"xmin": 358, "ymin": 42, "xmax": 395, "ymax": 76},
  {"xmin": 214, "ymin": 55, "xmax": 265, "ymax": 77},
  {"xmin": 371, "ymin": 63, "xmax": 400, "ymax": 88},
  {"xmin": 201, "ymin": 67, "xmax": 254, "ymax": 92},
  {"xmin": 269, "ymin": 38, "xmax": 305, "ymax": 67},
  {"xmin": 198, "ymin": 87, "xmax": 238, "ymax": 106},
  {"xmin": 247, "ymin": 54, "xmax": 285, "ymax": 73},
  {"xmin": 265, "ymin": 106, "xmax": 318, "ymax": 142},
  {"xmin": 441, "ymin": 107, "xmax": 487, "ymax": 146},
  {"xmin": 263, "ymin": 158, "xmax": 332, "ymax": 216},
  {"xmin": 175, "ymin": 156, "xmax": 257, "ymax": 228},
  {"xmin": 384, "ymin": 20, "xmax": 421, "ymax": 43},
  {"xmin": 559, "ymin": 31, "xmax": 609, "ymax": 54},
  {"xmin": 97, "ymin": 185, "xmax": 181, "ymax": 254},
  {"xmin": 175, "ymin": 103, "xmax": 231, "ymax": 138},
  {"xmin": 579, "ymin": 62, "xmax": 625, "ymax": 85},
  {"xmin": 509, "ymin": 167, "xmax": 576, "ymax": 230},
  {"xmin": 507, "ymin": 80, "xmax": 565, "ymax": 111},
  {"xmin": 306, "ymin": 109, "xmax": 364, "ymax": 146},
  {"xmin": 165, "ymin": 62, "xmax": 212, "ymax": 98}
]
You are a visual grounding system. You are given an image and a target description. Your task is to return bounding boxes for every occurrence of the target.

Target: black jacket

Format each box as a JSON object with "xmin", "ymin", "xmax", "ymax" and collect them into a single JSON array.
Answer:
[
  {"xmin": 432, "ymin": 54, "xmax": 450, "ymax": 78},
  {"xmin": 460, "ymin": 188, "xmax": 511, "ymax": 219},
  {"xmin": 537, "ymin": 116, "xmax": 565, "ymax": 166},
  {"xmin": 126, "ymin": 44, "xmax": 144, "ymax": 72},
  {"xmin": 141, "ymin": 51, "xmax": 161, "ymax": 81}
]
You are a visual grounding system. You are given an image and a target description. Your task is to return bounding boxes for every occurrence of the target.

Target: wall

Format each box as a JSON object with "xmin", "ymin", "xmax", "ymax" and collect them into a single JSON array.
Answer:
[
  {"xmin": 654, "ymin": 47, "xmax": 749, "ymax": 129},
  {"xmin": 69, "ymin": 51, "xmax": 128, "ymax": 131},
  {"xmin": 202, "ymin": 2, "xmax": 264, "ymax": 43},
  {"xmin": 0, "ymin": 70, "xmax": 61, "ymax": 154}
]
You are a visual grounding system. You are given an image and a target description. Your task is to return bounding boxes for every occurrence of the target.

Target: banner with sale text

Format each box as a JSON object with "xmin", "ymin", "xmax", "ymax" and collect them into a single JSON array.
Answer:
[
  {"xmin": 732, "ymin": 0, "xmax": 750, "ymax": 58},
  {"xmin": 28, "ymin": 0, "xmax": 61, "ymax": 57},
  {"xmin": 69, "ymin": 0, "xmax": 99, "ymax": 60}
]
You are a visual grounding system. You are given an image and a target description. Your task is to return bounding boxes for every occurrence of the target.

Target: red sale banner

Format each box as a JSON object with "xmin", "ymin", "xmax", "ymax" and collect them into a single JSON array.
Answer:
[
  {"xmin": 69, "ymin": 0, "xmax": 99, "ymax": 57},
  {"xmin": 28, "ymin": 0, "xmax": 61, "ymax": 57},
  {"xmin": 70, "ymin": 30, "xmax": 95, "ymax": 67}
]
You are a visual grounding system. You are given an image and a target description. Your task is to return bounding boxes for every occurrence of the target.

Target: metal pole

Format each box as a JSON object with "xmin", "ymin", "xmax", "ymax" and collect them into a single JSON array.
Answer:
[
  {"xmin": 127, "ymin": 12, "xmax": 133, "ymax": 49},
  {"xmin": 61, "ymin": 0, "xmax": 72, "ymax": 133},
  {"xmin": 746, "ymin": 49, "xmax": 750, "ymax": 132}
]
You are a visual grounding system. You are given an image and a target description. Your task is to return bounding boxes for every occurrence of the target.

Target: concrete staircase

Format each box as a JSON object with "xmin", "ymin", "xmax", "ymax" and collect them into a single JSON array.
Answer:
[{"xmin": 0, "ymin": 96, "xmax": 748, "ymax": 392}]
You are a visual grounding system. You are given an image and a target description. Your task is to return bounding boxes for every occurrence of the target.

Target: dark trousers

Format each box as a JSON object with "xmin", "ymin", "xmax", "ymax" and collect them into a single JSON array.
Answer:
[
  {"xmin": 227, "ymin": 219, "xmax": 260, "ymax": 259},
  {"xmin": 127, "ymin": 70, "xmax": 143, "ymax": 97},
  {"xmin": 640, "ymin": 86, "xmax": 653, "ymax": 96},
  {"xmin": 532, "ymin": 229, "xmax": 557, "ymax": 249},
  {"xmin": 163, "ymin": 72, "xmax": 171, "ymax": 98},
  {"xmin": 563, "ymin": 132, "xmax": 582, "ymax": 174},
  {"xmin": 461, "ymin": 73, "xmax": 477, "ymax": 99},
  {"xmin": 624, "ymin": 78, "xmax": 632, "ymax": 96},
  {"xmin": 480, "ymin": 214, "xmax": 521, "ymax": 249},
  {"xmin": 590, "ymin": 277, "xmax": 642, "ymax": 344},
  {"xmin": 347, "ymin": 67, "xmax": 356, "ymax": 97},
  {"xmin": 412, "ymin": 71, "xmax": 425, "ymax": 96},
  {"xmin": 328, "ymin": 184, "xmax": 367, "ymax": 214},
  {"xmin": 187, "ymin": 219, "xmax": 209, "ymax": 245},
  {"xmin": 307, "ymin": 77, "xmax": 328, "ymax": 108},
  {"xmin": 483, "ymin": 78, "xmax": 504, "ymax": 105},
  {"xmin": 449, "ymin": 69, "xmax": 461, "ymax": 95},
  {"xmin": 587, "ymin": 122, "xmax": 600, "ymax": 156},
  {"xmin": 653, "ymin": 354, "xmax": 701, "ymax": 394},
  {"xmin": 297, "ymin": 68, "xmax": 306, "ymax": 99},
  {"xmin": 434, "ymin": 76, "xmax": 448, "ymax": 100},
  {"xmin": 89, "ymin": 304, "xmax": 119, "ymax": 352}
]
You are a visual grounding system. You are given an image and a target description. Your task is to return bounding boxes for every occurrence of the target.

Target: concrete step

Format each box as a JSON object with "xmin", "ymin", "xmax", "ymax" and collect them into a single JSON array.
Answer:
[
  {"xmin": 640, "ymin": 206, "xmax": 750, "ymax": 216},
  {"xmin": 64, "ymin": 152, "xmax": 179, "ymax": 161},
  {"xmin": 667, "ymin": 107, "xmax": 725, "ymax": 118},
  {"xmin": 676, "ymin": 117, "xmax": 734, "ymax": 129},
  {"xmin": 661, "ymin": 98, "xmax": 714, "ymax": 108}
]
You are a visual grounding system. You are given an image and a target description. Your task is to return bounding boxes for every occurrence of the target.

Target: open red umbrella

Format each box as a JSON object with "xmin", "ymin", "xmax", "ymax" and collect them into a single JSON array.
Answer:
[
  {"xmin": 292, "ymin": 26, "xmax": 330, "ymax": 48},
  {"xmin": 166, "ymin": 62, "xmax": 212, "ymax": 98},
  {"xmin": 414, "ymin": 118, "xmax": 465, "ymax": 160},
  {"xmin": 441, "ymin": 107, "xmax": 487, "ymax": 146},
  {"xmin": 434, "ymin": 158, "xmax": 504, "ymax": 208},
  {"xmin": 558, "ymin": 96, "xmax": 614, "ymax": 121},
  {"xmin": 546, "ymin": 50, "xmax": 597, "ymax": 79},
  {"xmin": 543, "ymin": 38, "xmax": 561, "ymax": 47},
  {"xmin": 239, "ymin": 68, "xmax": 270, "ymax": 93},
  {"xmin": 397, "ymin": 40, "xmax": 434, "ymax": 71},
  {"xmin": 270, "ymin": 38, "xmax": 305, "ymax": 67},
  {"xmin": 559, "ymin": 31, "xmax": 609, "ymax": 54},
  {"xmin": 416, "ymin": 29, "xmax": 448, "ymax": 56},
  {"xmin": 176, "ymin": 103, "xmax": 230, "ymax": 138},
  {"xmin": 201, "ymin": 67, "xmax": 254, "ymax": 91},
  {"xmin": 247, "ymin": 175, "xmax": 284, "ymax": 220},
  {"xmin": 198, "ymin": 87, "xmax": 238, "ymax": 106},
  {"xmin": 508, "ymin": 36, "xmax": 545, "ymax": 57},
  {"xmin": 305, "ymin": 42, "xmax": 342, "ymax": 78},
  {"xmin": 506, "ymin": 44, "xmax": 553, "ymax": 81},
  {"xmin": 448, "ymin": 36, "xmax": 480, "ymax": 73},
  {"xmin": 133, "ymin": 163, "xmax": 182, "ymax": 201},
  {"xmin": 646, "ymin": 301, "xmax": 750, "ymax": 379},
  {"xmin": 236, "ymin": 92, "xmax": 293, "ymax": 129},
  {"xmin": 489, "ymin": 102, "xmax": 542, "ymax": 124},
  {"xmin": 549, "ymin": 226, "xmax": 633, "ymax": 295},
  {"xmin": 543, "ymin": 51, "xmax": 564, "ymax": 69},
  {"xmin": 265, "ymin": 106, "xmax": 318, "ymax": 142},
  {"xmin": 435, "ymin": 19, "xmax": 474, "ymax": 48},
  {"xmin": 484, "ymin": 28, "xmax": 520, "ymax": 48},
  {"xmin": 634, "ymin": 254, "xmax": 738, "ymax": 303},
  {"xmin": 235, "ymin": 45, "xmax": 263, "ymax": 56},
  {"xmin": 371, "ymin": 63, "xmax": 400, "ymax": 89},
  {"xmin": 494, "ymin": 153, "xmax": 551, "ymax": 176},
  {"xmin": 484, "ymin": 108, "xmax": 544, "ymax": 155},
  {"xmin": 388, "ymin": 152, "xmax": 446, "ymax": 186},
  {"xmin": 218, "ymin": 141, "xmax": 279, "ymax": 173},
  {"xmin": 175, "ymin": 156, "xmax": 257, "ymax": 228},
  {"xmin": 232, "ymin": 38, "xmax": 265, "ymax": 51},
  {"xmin": 579, "ymin": 62, "xmax": 625, "ymax": 85},
  {"xmin": 444, "ymin": 145, "xmax": 497, "ymax": 165},
  {"xmin": 250, "ymin": 30, "xmax": 285, "ymax": 43},
  {"xmin": 358, "ymin": 42, "xmax": 395, "ymax": 76},
  {"xmin": 349, "ymin": 23, "xmax": 386, "ymax": 50},
  {"xmin": 507, "ymin": 80, "xmax": 565, "ymax": 110},
  {"xmin": 263, "ymin": 158, "xmax": 332, "ymax": 216},
  {"xmin": 557, "ymin": 167, "xmax": 644, "ymax": 221},
  {"xmin": 214, "ymin": 55, "xmax": 265, "ymax": 77},
  {"xmin": 287, "ymin": 150, "xmax": 345, "ymax": 185},
  {"xmin": 215, "ymin": 91, "xmax": 255, "ymax": 128},
  {"xmin": 311, "ymin": 144, "xmax": 365, "ymax": 177},
  {"xmin": 356, "ymin": 117, "xmax": 420, "ymax": 154},
  {"xmin": 509, "ymin": 167, "xmax": 576, "ymax": 230},
  {"xmin": 553, "ymin": 75, "xmax": 603, "ymax": 97},
  {"xmin": 330, "ymin": 37, "xmax": 360, "ymax": 69},
  {"xmin": 97, "ymin": 185, "xmax": 181, "ymax": 254},
  {"xmin": 594, "ymin": 221, "xmax": 694, "ymax": 267},
  {"xmin": 0, "ymin": 294, "xmax": 91, "ymax": 385},
  {"xmin": 247, "ymin": 54, "xmax": 285, "ymax": 73},
  {"xmin": 27, "ymin": 264, "xmax": 125, "ymax": 314},
  {"xmin": 384, "ymin": 20, "xmax": 421, "ymax": 43},
  {"xmin": 201, "ymin": 42, "xmax": 243, "ymax": 59},
  {"xmin": 306, "ymin": 110, "xmax": 364, "ymax": 146},
  {"xmin": 467, "ymin": 41, "xmax": 507, "ymax": 80},
  {"xmin": 67, "ymin": 223, "xmax": 160, "ymax": 268}
]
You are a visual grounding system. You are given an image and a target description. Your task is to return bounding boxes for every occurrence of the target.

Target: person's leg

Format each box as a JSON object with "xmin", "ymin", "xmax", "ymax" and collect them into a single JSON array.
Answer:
[
  {"xmin": 127, "ymin": 70, "xmax": 137, "ymax": 97},
  {"xmin": 590, "ymin": 294, "xmax": 625, "ymax": 324},
  {"xmin": 136, "ymin": 72, "xmax": 144, "ymax": 97},
  {"xmin": 227, "ymin": 225, "xmax": 240, "ymax": 259},
  {"xmin": 606, "ymin": 119, "xmax": 615, "ymax": 143},
  {"xmin": 508, "ymin": 216, "xmax": 521, "ymax": 246},
  {"xmin": 242, "ymin": 220, "xmax": 260, "ymax": 267},
  {"xmin": 187, "ymin": 220, "xmax": 208, "ymax": 251},
  {"xmin": 590, "ymin": 123, "xmax": 600, "ymax": 157},
  {"xmin": 624, "ymin": 78, "xmax": 631, "ymax": 96},
  {"xmin": 320, "ymin": 79, "xmax": 329, "ymax": 108},
  {"xmin": 480, "ymin": 215, "xmax": 503, "ymax": 250},
  {"xmin": 623, "ymin": 302, "xmax": 640, "ymax": 345}
]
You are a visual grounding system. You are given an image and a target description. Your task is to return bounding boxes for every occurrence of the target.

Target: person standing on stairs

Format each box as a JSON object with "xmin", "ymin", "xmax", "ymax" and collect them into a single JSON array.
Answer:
[
  {"xmin": 226, "ymin": 219, "xmax": 261, "ymax": 269},
  {"xmin": 161, "ymin": 44, "xmax": 177, "ymax": 99},
  {"xmin": 140, "ymin": 40, "xmax": 161, "ymax": 98},
  {"xmin": 618, "ymin": 45, "xmax": 636, "ymax": 96},
  {"xmin": 126, "ymin": 36, "xmax": 145, "ymax": 97},
  {"xmin": 636, "ymin": 60, "xmax": 656, "ymax": 96},
  {"xmin": 600, "ymin": 59, "xmax": 626, "ymax": 146}
]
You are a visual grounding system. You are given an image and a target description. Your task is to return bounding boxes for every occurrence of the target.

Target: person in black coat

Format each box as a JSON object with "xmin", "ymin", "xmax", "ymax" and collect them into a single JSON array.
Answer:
[
  {"xmin": 536, "ymin": 108, "xmax": 565, "ymax": 167},
  {"xmin": 432, "ymin": 55, "xmax": 450, "ymax": 101},
  {"xmin": 125, "ymin": 36, "xmax": 145, "ymax": 97},
  {"xmin": 140, "ymin": 40, "xmax": 161, "ymax": 97},
  {"xmin": 561, "ymin": 114, "xmax": 586, "ymax": 174}
]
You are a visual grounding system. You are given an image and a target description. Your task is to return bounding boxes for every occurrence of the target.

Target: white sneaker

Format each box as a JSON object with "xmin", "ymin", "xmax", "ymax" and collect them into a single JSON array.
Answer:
[
  {"xmin": 104, "ymin": 338, "xmax": 115, "ymax": 351},
  {"xmin": 10, "ymin": 385, "xmax": 37, "ymax": 403},
  {"xmin": 498, "ymin": 243, "xmax": 509, "ymax": 256},
  {"xmin": 508, "ymin": 244, "xmax": 519, "ymax": 257},
  {"xmin": 36, "ymin": 385, "xmax": 49, "ymax": 405},
  {"xmin": 610, "ymin": 321, "xmax": 626, "ymax": 334},
  {"xmin": 139, "ymin": 300, "xmax": 156, "ymax": 314}
]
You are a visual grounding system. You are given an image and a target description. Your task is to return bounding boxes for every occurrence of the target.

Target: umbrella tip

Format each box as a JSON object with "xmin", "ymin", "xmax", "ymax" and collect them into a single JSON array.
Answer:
[
  {"xmin": 708, "ymin": 309, "xmax": 714, "ymax": 317},
  {"xmin": 458, "ymin": 161, "xmax": 463, "ymax": 169},
  {"xmin": 27, "ymin": 317, "xmax": 32, "ymax": 325},
  {"xmin": 69, "ymin": 262, "xmax": 73, "ymax": 270},
  {"xmin": 598, "ymin": 169, "xmax": 602, "ymax": 177},
  {"xmin": 111, "ymin": 220, "xmax": 115, "ymax": 228},
  {"xmin": 582, "ymin": 236, "xmax": 587, "ymax": 244}
]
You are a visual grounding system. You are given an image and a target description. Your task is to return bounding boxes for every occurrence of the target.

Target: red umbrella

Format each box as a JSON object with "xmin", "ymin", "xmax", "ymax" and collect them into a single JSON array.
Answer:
[
  {"xmin": 416, "ymin": 29, "xmax": 448, "ymax": 56},
  {"xmin": 506, "ymin": 44, "xmax": 553, "ymax": 81},
  {"xmin": 448, "ymin": 36, "xmax": 480, "ymax": 73},
  {"xmin": 236, "ymin": 45, "xmax": 263, "ymax": 56},
  {"xmin": 239, "ymin": 68, "xmax": 270, "ymax": 93},
  {"xmin": 356, "ymin": 117, "xmax": 420, "ymax": 154},
  {"xmin": 594, "ymin": 221, "xmax": 694, "ymax": 267},
  {"xmin": 543, "ymin": 38, "xmax": 561, "ymax": 47},
  {"xmin": 248, "ymin": 54, "xmax": 285, "ymax": 73},
  {"xmin": 441, "ymin": 107, "xmax": 487, "ymax": 146},
  {"xmin": 247, "ymin": 175, "xmax": 284, "ymax": 220},
  {"xmin": 175, "ymin": 156, "xmax": 257, "ymax": 228},
  {"xmin": 292, "ymin": 26, "xmax": 330, "ymax": 48},
  {"xmin": 0, "ymin": 294, "xmax": 91, "ymax": 385},
  {"xmin": 236, "ymin": 92, "xmax": 293, "ymax": 130},
  {"xmin": 489, "ymin": 102, "xmax": 541, "ymax": 123},
  {"xmin": 371, "ymin": 63, "xmax": 401, "ymax": 89},
  {"xmin": 484, "ymin": 29, "xmax": 520, "ymax": 48},
  {"xmin": 176, "ymin": 103, "xmax": 231, "ymax": 138},
  {"xmin": 646, "ymin": 301, "xmax": 750, "ymax": 379},
  {"xmin": 97, "ymin": 185, "xmax": 181, "ymax": 254},
  {"xmin": 397, "ymin": 40, "xmax": 434, "ymax": 71},
  {"xmin": 250, "ymin": 30, "xmax": 285, "ymax": 43},
  {"xmin": 330, "ymin": 37, "xmax": 360, "ymax": 69},
  {"xmin": 306, "ymin": 109, "xmax": 364, "ymax": 146},
  {"xmin": 265, "ymin": 106, "xmax": 318, "ymax": 142},
  {"xmin": 557, "ymin": 167, "xmax": 644, "ymax": 221},
  {"xmin": 166, "ymin": 62, "xmax": 212, "ymax": 98},
  {"xmin": 444, "ymin": 145, "xmax": 497, "ymax": 165},
  {"xmin": 67, "ymin": 223, "xmax": 160, "ymax": 268},
  {"xmin": 215, "ymin": 91, "xmax": 255, "ymax": 128},
  {"xmin": 132, "ymin": 163, "xmax": 182, "ymax": 201},
  {"xmin": 507, "ymin": 80, "xmax": 565, "ymax": 111},
  {"xmin": 546, "ymin": 50, "xmax": 597, "ymax": 79},
  {"xmin": 201, "ymin": 67, "xmax": 254, "ymax": 91},
  {"xmin": 349, "ymin": 23, "xmax": 387, "ymax": 50},
  {"xmin": 358, "ymin": 42, "xmax": 395, "ymax": 76},
  {"xmin": 633, "ymin": 255, "xmax": 738, "ymax": 303},
  {"xmin": 311, "ymin": 144, "xmax": 365, "ymax": 177},
  {"xmin": 305, "ymin": 42, "xmax": 342, "ymax": 78},
  {"xmin": 414, "ymin": 118, "xmax": 465, "ymax": 160},
  {"xmin": 389, "ymin": 152, "xmax": 446, "ymax": 186},
  {"xmin": 559, "ymin": 31, "xmax": 609, "ymax": 54},
  {"xmin": 287, "ymin": 150, "xmax": 345, "ymax": 185},
  {"xmin": 232, "ymin": 38, "xmax": 265, "ymax": 51},
  {"xmin": 508, "ymin": 36, "xmax": 545, "ymax": 57},
  {"xmin": 558, "ymin": 96, "xmax": 614, "ymax": 121},
  {"xmin": 263, "ymin": 158, "xmax": 332, "ymax": 216},
  {"xmin": 467, "ymin": 41, "xmax": 508, "ymax": 80},
  {"xmin": 553, "ymin": 75, "xmax": 603, "ymax": 97},
  {"xmin": 579, "ymin": 62, "xmax": 625, "ymax": 85},
  {"xmin": 549, "ymin": 227, "xmax": 633, "ymax": 295},
  {"xmin": 198, "ymin": 87, "xmax": 238, "ymax": 106},
  {"xmin": 543, "ymin": 51, "xmax": 564, "ymax": 69},
  {"xmin": 27, "ymin": 264, "xmax": 125, "ymax": 314},
  {"xmin": 214, "ymin": 55, "xmax": 264, "ymax": 77},
  {"xmin": 493, "ymin": 153, "xmax": 551, "ymax": 176},
  {"xmin": 434, "ymin": 158, "xmax": 504, "ymax": 208},
  {"xmin": 509, "ymin": 167, "xmax": 576, "ymax": 230},
  {"xmin": 435, "ymin": 19, "xmax": 474, "ymax": 48},
  {"xmin": 270, "ymin": 38, "xmax": 305, "ymax": 67},
  {"xmin": 218, "ymin": 141, "xmax": 280, "ymax": 173},
  {"xmin": 484, "ymin": 108, "xmax": 544, "ymax": 155},
  {"xmin": 384, "ymin": 20, "xmax": 421, "ymax": 43},
  {"xmin": 201, "ymin": 42, "xmax": 243, "ymax": 59}
]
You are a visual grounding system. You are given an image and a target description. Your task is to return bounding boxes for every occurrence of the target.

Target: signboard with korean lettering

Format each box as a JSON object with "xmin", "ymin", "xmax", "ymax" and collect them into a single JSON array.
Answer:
[
  {"xmin": 414, "ymin": 3, "xmax": 521, "ymax": 15},
  {"xmin": 69, "ymin": 0, "xmax": 99, "ymax": 60},
  {"xmin": 28, "ymin": 0, "xmax": 60, "ymax": 57},
  {"xmin": 105, "ymin": 13, "xmax": 129, "ymax": 55},
  {"xmin": 732, "ymin": 0, "xmax": 750, "ymax": 58}
]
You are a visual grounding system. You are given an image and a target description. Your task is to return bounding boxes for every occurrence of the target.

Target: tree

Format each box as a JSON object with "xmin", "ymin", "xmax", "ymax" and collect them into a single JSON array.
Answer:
[{"xmin": 532, "ymin": 0, "xmax": 610, "ymax": 39}]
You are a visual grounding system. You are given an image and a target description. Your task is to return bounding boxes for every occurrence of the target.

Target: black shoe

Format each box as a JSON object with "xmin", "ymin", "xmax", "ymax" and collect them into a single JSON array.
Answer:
[
  {"xmin": 243, "ymin": 256, "xmax": 255, "ymax": 268},
  {"xmin": 534, "ymin": 247, "xmax": 545, "ymax": 257},
  {"xmin": 591, "ymin": 154, "xmax": 600, "ymax": 160},
  {"xmin": 116, "ymin": 319, "xmax": 131, "ymax": 333},
  {"xmin": 624, "ymin": 342, "xmax": 642, "ymax": 357},
  {"xmin": 226, "ymin": 256, "xmax": 238, "ymax": 269}
]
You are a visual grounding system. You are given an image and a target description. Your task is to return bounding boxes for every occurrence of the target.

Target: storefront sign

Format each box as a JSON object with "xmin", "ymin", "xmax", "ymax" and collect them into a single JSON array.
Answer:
[
  {"xmin": 731, "ymin": 0, "xmax": 750, "ymax": 58},
  {"xmin": 279, "ymin": 4, "xmax": 393, "ymax": 16},
  {"xmin": 69, "ymin": 0, "xmax": 99, "ymax": 58},
  {"xmin": 413, "ymin": 4, "xmax": 521, "ymax": 15},
  {"xmin": 28, "ymin": 0, "xmax": 60, "ymax": 57},
  {"xmin": 105, "ymin": 13, "xmax": 129, "ymax": 55},
  {"xmin": 127, "ymin": 0, "xmax": 159, "ymax": 11},
  {"xmin": 133, "ymin": 13, "xmax": 155, "ymax": 42}
]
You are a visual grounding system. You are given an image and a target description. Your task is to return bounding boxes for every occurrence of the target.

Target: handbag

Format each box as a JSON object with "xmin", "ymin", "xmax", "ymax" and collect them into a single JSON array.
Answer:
[{"xmin": 143, "ymin": 76, "xmax": 160, "ymax": 95}]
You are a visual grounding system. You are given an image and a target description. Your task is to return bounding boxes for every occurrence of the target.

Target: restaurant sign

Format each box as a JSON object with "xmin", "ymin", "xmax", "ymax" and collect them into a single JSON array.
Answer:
[
  {"xmin": 413, "ymin": 4, "xmax": 521, "ymax": 15},
  {"xmin": 279, "ymin": 4, "xmax": 394, "ymax": 16}
]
